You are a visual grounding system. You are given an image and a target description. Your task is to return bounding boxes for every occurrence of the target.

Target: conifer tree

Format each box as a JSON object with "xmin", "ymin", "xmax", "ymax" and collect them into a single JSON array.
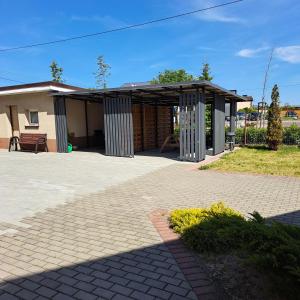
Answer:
[{"xmin": 266, "ymin": 84, "xmax": 283, "ymax": 150}]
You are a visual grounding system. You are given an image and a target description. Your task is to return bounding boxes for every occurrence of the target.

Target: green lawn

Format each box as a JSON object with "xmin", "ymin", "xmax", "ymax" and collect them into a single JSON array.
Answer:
[{"xmin": 201, "ymin": 145, "xmax": 300, "ymax": 177}]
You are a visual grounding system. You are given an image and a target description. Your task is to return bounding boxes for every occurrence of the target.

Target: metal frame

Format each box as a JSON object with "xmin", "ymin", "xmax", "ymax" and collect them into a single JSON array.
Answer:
[{"xmin": 53, "ymin": 81, "xmax": 249, "ymax": 161}]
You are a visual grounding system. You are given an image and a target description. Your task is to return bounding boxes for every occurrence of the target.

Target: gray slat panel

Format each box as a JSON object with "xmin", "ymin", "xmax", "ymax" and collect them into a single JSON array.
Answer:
[
  {"xmin": 179, "ymin": 92, "xmax": 205, "ymax": 162},
  {"xmin": 54, "ymin": 96, "xmax": 68, "ymax": 153},
  {"xmin": 213, "ymin": 94, "xmax": 225, "ymax": 155},
  {"xmin": 103, "ymin": 96, "xmax": 134, "ymax": 157}
]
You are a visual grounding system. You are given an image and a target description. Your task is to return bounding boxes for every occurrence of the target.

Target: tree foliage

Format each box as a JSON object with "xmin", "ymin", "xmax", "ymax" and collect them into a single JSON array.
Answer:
[
  {"xmin": 199, "ymin": 63, "xmax": 213, "ymax": 81},
  {"xmin": 94, "ymin": 55, "xmax": 111, "ymax": 88},
  {"xmin": 150, "ymin": 69, "xmax": 194, "ymax": 84},
  {"xmin": 266, "ymin": 84, "xmax": 283, "ymax": 150},
  {"xmin": 50, "ymin": 61, "xmax": 63, "ymax": 82}
]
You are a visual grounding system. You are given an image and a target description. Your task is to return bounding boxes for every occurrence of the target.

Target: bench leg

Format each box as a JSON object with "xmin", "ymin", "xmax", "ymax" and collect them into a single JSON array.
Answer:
[
  {"xmin": 45, "ymin": 143, "xmax": 49, "ymax": 152},
  {"xmin": 35, "ymin": 143, "xmax": 38, "ymax": 154}
]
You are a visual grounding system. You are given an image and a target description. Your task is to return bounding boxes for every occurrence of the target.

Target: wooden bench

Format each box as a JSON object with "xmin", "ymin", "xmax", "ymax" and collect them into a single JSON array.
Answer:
[{"xmin": 9, "ymin": 133, "xmax": 48, "ymax": 154}]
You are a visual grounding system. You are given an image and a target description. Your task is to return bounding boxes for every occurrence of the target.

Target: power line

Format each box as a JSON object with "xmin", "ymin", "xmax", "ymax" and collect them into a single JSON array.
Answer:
[
  {"xmin": 0, "ymin": 75, "xmax": 25, "ymax": 84},
  {"xmin": 0, "ymin": 0, "xmax": 244, "ymax": 53}
]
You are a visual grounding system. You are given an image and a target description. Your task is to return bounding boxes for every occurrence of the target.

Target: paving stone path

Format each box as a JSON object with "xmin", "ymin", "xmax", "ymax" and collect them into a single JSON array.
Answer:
[{"xmin": 0, "ymin": 164, "xmax": 299, "ymax": 299}]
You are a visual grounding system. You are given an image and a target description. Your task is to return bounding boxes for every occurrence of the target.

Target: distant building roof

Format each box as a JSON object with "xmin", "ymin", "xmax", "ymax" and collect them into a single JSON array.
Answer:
[{"xmin": 121, "ymin": 81, "xmax": 151, "ymax": 87}]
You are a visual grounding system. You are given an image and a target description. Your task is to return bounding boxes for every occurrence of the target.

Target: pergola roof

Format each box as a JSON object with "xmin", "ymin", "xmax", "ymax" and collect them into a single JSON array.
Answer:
[{"xmin": 53, "ymin": 80, "xmax": 252, "ymax": 105}]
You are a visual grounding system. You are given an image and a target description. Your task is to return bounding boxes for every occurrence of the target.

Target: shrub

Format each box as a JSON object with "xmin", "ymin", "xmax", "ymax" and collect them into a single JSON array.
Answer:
[
  {"xmin": 266, "ymin": 85, "xmax": 283, "ymax": 150},
  {"xmin": 232, "ymin": 126, "xmax": 300, "ymax": 145},
  {"xmin": 169, "ymin": 202, "xmax": 300, "ymax": 296},
  {"xmin": 284, "ymin": 124, "xmax": 300, "ymax": 144}
]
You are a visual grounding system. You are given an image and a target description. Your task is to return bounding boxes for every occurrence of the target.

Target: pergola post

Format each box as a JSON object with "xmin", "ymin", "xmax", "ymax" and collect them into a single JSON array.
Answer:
[
  {"xmin": 54, "ymin": 96, "xmax": 68, "ymax": 153},
  {"xmin": 230, "ymin": 100, "xmax": 237, "ymax": 144},
  {"xmin": 195, "ymin": 91, "xmax": 206, "ymax": 161},
  {"xmin": 212, "ymin": 94, "xmax": 225, "ymax": 155}
]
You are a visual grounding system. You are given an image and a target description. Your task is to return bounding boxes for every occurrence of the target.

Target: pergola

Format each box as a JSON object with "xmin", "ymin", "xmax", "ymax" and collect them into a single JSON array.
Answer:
[{"xmin": 53, "ymin": 80, "xmax": 250, "ymax": 162}]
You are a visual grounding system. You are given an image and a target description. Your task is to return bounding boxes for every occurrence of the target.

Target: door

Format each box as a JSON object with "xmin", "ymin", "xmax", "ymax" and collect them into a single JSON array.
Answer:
[
  {"xmin": 9, "ymin": 105, "xmax": 20, "ymax": 137},
  {"xmin": 103, "ymin": 96, "xmax": 134, "ymax": 157}
]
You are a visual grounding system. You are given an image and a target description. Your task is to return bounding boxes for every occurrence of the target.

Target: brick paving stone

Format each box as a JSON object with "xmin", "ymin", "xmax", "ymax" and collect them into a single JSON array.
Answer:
[
  {"xmin": 148, "ymin": 287, "xmax": 171, "ymax": 299},
  {"xmin": 92, "ymin": 287, "xmax": 115, "ymax": 299},
  {"xmin": 74, "ymin": 290, "xmax": 97, "ymax": 300},
  {"xmin": 110, "ymin": 284, "xmax": 133, "ymax": 296},
  {"xmin": 16, "ymin": 289, "xmax": 37, "ymax": 300},
  {"xmin": 52, "ymin": 293, "xmax": 74, "ymax": 300},
  {"xmin": 56, "ymin": 284, "xmax": 78, "ymax": 296},
  {"xmin": 0, "ymin": 162, "xmax": 299, "ymax": 300},
  {"xmin": 0, "ymin": 293, "xmax": 19, "ymax": 300},
  {"xmin": 127, "ymin": 281, "xmax": 150, "ymax": 293},
  {"xmin": 35, "ymin": 286, "xmax": 57, "ymax": 298},
  {"xmin": 131, "ymin": 290, "xmax": 155, "ymax": 300}
]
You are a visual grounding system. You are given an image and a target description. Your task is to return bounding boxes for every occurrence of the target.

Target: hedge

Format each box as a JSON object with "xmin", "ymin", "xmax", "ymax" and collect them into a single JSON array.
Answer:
[{"xmin": 232, "ymin": 125, "xmax": 300, "ymax": 145}]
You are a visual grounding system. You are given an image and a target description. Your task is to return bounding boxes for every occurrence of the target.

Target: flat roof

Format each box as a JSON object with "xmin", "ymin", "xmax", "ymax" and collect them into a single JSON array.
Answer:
[
  {"xmin": 0, "ymin": 81, "xmax": 83, "ymax": 92},
  {"xmin": 0, "ymin": 81, "xmax": 84, "ymax": 96},
  {"xmin": 53, "ymin": 80, "xmax": 252, "ymax": 105}
]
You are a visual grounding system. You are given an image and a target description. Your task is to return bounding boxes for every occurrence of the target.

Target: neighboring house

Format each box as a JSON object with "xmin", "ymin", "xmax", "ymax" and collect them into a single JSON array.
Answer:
[
  {"xmin": 237, "ymin": 100, "xmax": 253, "ymax": 111},
  {"xmin": 0, "ymin": 80, "xmax": 250, "ymax": 162},
  {"xmin": 281, "ymin": 106, "xmax": 300, "ymax": 118},
  {"xmin": 0, "ymin": 81, "xmax": 104, "ymax": 151}
]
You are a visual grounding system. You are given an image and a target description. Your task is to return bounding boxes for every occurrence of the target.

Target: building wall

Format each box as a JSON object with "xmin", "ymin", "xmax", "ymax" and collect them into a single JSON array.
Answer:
[
  {"xmin": 280, "ymin": 107, "xmax": 300, "ymax": 117},
  {"xmin": 132, "ymin": 104, "xmax": 172, "ymax": 153},
  {"xmin": 65, "ymin": 99, "xmax": 104, "ymax": 148},
  {"xmin": 237, "ymin": 101, "xmax": 252, "ymax": 111},
  {"xmin": 0, "ymin": 92, "xmax": 57, "ymax": 151}
]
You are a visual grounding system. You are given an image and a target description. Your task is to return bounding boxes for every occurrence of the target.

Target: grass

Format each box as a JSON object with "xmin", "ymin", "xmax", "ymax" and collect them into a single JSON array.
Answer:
[{"xmin": 200, "ymin": 145, "xmax": 300, "ymax": 177}]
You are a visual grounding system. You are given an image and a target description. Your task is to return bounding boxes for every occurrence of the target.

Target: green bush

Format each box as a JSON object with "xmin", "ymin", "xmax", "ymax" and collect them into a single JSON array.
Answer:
[
  {"xmin": 284, "ymin": 124, "xmax": 300, "ymax": 144},
  {"xmin": 170, "ymin": 202, "xmax": 300, "ymax": 296},
  {"xmin": 232, "ymin": 126, "xmax": 300, "ymax": 145}
]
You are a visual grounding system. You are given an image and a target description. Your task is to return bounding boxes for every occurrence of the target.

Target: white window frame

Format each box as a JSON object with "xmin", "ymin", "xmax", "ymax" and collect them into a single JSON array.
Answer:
[{"xmin": 28, "ymin": 110, "xmax": 39, "ymax": 126}]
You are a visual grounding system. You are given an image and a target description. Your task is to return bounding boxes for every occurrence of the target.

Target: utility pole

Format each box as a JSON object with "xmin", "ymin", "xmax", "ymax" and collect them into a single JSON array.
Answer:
[{"xmin": 260, "ymin": 48, "xmax": 274, "ymax": 128}]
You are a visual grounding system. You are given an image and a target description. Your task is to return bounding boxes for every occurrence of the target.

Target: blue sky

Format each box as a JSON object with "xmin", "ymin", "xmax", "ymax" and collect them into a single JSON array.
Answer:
[{"xmin": 0, "ymin": 0, "xmax": 300, "ymax": 104}]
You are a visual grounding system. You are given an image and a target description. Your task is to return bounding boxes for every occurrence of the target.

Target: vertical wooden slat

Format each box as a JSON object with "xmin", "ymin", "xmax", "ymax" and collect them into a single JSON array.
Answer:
[
  {"xmin": 179, "ymin": 96, "xmax": 183, "ymax": 160},
  {"xmin": 54, "ymin": 96, "xmax": 68, "ymax": 153},
  {"xmin": 103, "ymin": 98, "xmax": 108, "ymax": 153},
  {"xmin": 120, "ymin": 98, "xmax": 125, "ymax": 156},
  {"xmin": 183, "ymin": 95, "xmax": 187, "ymax": 160},
  {"xmin": 103, "ymin": 96, "xmax": 134, "ymax": 157},
  {"xmin": 191, "ymin": 95, "xmax": 195, "ymax": 161},
  {"xmin": 115, "ymin": 97, "xmax": 122, "ymax": 156},
  {"xmin": 187, "ymin": 95, "xmax": 191, "ymax": 161},
  {"xmin": 129, "ymin": 97, "xmax": 134, "ymax": 156}
]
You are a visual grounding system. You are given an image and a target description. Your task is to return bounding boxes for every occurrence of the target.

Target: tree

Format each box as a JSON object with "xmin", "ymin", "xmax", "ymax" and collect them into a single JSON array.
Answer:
[
  {"xmin": 266, "ymin": 84, "xmax": 283, "ymax": 150},
  {"xmin": 150, "ymin": 69, "xmax": 195, "ymax": 84},
  {"xmin": 94, "ymin": 55, "xmax": 111, "ymax": 88},
  {"xmin": 50, "ymin": 61, "xmax": 63, "ymax": 82},
  {"xmin": 199, "ymin": 63, "xmax": 213, "ymax": 81}
]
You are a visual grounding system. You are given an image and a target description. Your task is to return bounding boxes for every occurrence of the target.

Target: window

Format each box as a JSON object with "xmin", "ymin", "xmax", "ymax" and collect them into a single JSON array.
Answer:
[{"xmin": 29, "ymin": 111, "xmax": 39, "ymax": 125}]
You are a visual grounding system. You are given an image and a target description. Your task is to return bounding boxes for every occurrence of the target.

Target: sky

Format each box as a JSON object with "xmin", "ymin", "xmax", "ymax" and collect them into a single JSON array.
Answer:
[{"xmin": 0, "ymin": 0, "xmax": 300, "ymax": 105}]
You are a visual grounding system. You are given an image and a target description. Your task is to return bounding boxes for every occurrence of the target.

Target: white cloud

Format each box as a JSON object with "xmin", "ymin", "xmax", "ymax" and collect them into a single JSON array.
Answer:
[
  {"xmin": 274, "ymin": 46, "xmax": 300, "ymax": 64},
  {"xmin": 70, "ymin": 15, "xmax": 128, "ymax": 28},
  {"xmin": 178, "ymin": 0, "xmax": 244, "ymax": 23},
  {"xmin": 236, "ymin": 45, "xmax": 300, "ymax": 63},
  {"xmin": 236, "ymin": 47, "xmax": 269, "ymax": 58},
  {"xmin": 149, "ymin": 62, "xmax": 168, "ymax": 69}
]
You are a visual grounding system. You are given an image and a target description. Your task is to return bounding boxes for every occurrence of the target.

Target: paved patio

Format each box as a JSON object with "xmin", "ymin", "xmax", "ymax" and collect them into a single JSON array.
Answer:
[
  {"xmin": 0, "ymin": 151, "xmax": 299, "ymax": 299},
  {"xmin": 0, "ymin": 150, "xmax": 177, "ymax": 230}
]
